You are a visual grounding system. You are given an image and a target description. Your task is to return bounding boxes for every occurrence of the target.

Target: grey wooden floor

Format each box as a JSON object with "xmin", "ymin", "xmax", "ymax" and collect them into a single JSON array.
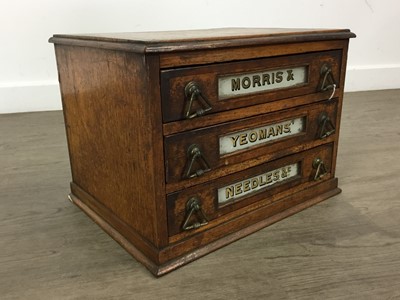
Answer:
[{"xmin": 1, "ymin": 90, "xmax": 400, "ymax": 299}]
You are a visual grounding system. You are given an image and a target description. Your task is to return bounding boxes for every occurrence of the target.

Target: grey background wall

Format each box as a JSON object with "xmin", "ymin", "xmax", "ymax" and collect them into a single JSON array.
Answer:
[{"xmin": 0, "ymin": 0, "xmax": 399, "ymax": 113}]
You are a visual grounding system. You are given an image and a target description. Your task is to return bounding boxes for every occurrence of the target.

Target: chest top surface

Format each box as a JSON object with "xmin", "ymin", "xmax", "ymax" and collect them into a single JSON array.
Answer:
[{"xmin": 49, "ymin": 27, "xmax": 355, "ymax": 53}]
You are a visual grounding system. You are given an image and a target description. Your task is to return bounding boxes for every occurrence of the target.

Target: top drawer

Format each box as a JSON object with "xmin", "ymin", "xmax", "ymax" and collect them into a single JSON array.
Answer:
[{"xmin": 161, "ymin": 50, "xmax": 342, "ymax": 122}]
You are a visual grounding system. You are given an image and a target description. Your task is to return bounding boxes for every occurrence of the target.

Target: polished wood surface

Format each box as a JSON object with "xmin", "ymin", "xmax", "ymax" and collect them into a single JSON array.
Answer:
[
  {"xmin": 163, "ymin": 91, "xmax": 341, "ymax": 134},
  {"xmin": 52, "ymin": 28, "xmax": 354, "ymax": 43},
  {"xmin": 160, "ymin": 40, "xmax": 349, "ymax": 68},
  {"xmin": 50, "ymin": 28, "xmax": 353, "ymax": 275},
  {"xmin": 161, "ymin": 50, "xmax": 342, "ymax": 122},
  {"xmin": 165, "ymin": 100, "xmax": 338, "ymax": 188},
  {"xmin": 167, "ymin": 144, "xmax": 334, "ymax": 237},
  {"xmin": 55, "ymin": 45, "xmax": 168, "ymax": 252},
  {"xmin": 49, "ymin": 28, "xmax": 355, "ymax": 53},
  {"xmin": 1, "ymin": 90, "xmax": 399, "ymax": 297}
]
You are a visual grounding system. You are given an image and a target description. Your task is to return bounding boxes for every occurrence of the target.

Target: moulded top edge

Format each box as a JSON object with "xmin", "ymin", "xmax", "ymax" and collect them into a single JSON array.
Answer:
[{"xmin": 49, "ymin": 27, "xmax": 356, "ymax": 53}]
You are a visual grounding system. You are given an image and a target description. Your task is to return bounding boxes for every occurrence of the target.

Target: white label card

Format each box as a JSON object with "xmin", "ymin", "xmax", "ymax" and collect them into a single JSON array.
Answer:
[
  {"xmin": 219, "ymin": 117, "xmax": 305, "ymax": 155},
  {"xmin": 218, "ymin": 66, "xmax": 307, "ymax": 99},
  {"xmin": 218, "ymin": 163, "xmax": 299, "ymax": 205}
]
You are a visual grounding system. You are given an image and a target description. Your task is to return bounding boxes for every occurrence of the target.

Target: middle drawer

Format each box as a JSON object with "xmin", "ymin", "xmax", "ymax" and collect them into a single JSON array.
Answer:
[{"xmin": 165, "ymin": 99, "xmax": 338, "ymax": 190}]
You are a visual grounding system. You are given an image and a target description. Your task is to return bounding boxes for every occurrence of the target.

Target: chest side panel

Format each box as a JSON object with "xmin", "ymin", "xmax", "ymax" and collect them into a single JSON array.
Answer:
[{"xmin": 55, "ymin": 45, "xmax": 166, "ymax": 248}]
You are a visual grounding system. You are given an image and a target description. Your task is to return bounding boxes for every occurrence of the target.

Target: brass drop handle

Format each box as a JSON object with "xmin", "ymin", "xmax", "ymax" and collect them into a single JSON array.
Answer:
[
  {"xmin": 312, "ymin": 158, "xmax": 328, "ymax": 181},
  {"xmin": 182, "ymin": 197, "xmax": 209, "ymax": 231},
  {"xmin": 184, "ymin": 81, "xmax": 212, "ymax": 119},
  {"xmin": 319, "ymin": 64, "xmax": 337, "ymax": 100},
  {"xmin": 183, "ymin": 144, "xmax": 211, "ymax": 179},
  {"xmin": 318, "ymin": 112, "xmax": 336, "ymax": 139}
]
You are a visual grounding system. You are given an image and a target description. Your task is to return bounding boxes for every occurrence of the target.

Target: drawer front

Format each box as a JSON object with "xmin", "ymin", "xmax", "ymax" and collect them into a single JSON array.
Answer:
[
  {"xmin": 165, "ymin": 99, "xmax": 337, "ymax": 185},
  {"xmin": 167, "ymin": 143, "xmax": 334, "ymax": 238},
  {"xmin": 161, "ymin": 50, "xmax": 342, "ymax": 122}
]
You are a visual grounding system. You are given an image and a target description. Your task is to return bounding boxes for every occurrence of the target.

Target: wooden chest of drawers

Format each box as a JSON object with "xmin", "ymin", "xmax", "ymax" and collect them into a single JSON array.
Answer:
[{"xmin": 50, "ymin": 28, "xmax": 355, "ymax": 276}]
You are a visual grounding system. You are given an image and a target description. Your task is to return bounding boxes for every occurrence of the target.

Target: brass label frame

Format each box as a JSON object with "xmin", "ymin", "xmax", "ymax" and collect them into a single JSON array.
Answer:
[
  {"xmin": 218, "ymin": 66, "xmax": 308, "ymax": 99},
  {"xmin": 219, "ymin": 117, "xmax": 305, "ymax": 155},
  {"xmin": 218, "ymin": 163, "xmax": 300, "ymax": 205}
]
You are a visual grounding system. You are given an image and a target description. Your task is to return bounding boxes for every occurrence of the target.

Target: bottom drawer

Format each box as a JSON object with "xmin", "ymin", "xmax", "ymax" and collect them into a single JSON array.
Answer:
[{"xmin": 167, "ymin": 143, "xmax": 334, "ymax": 239}]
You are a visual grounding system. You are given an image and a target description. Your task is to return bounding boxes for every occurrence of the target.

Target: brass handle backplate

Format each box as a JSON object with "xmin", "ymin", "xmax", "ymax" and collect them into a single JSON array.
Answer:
[
  {"xmin": 184, "ymin": 81, "xmax": 212, "ymax": 119},
  {"xmin": 319, "ymin": 64, "xmax": 337, "ymax": 100},
  {"xmin": 318, "ymin": 112, "xmax": 336, "ymax": 139},
  {"xmin": 182, "ymin": 197, "xmax": 209, "ymax": 231},
  {"xmin": 183, "ymin": 144, "xmax": 211, "ymax": 179},
  {"xmin": 312, "ymin": 158, "xmax": 328, "ymax": 181}
]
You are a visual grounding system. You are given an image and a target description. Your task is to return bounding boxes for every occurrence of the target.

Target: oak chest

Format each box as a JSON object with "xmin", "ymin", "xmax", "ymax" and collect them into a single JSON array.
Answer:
[{"xmin": 50, "ymin": 28, "xmax": 355, "ymax": 276}]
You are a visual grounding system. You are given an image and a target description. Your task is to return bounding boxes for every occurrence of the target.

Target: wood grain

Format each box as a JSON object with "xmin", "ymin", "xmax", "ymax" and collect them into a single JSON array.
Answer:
[
  {"xmin": 164, "ymin": 99, "xmax": 338, "ymax": 189},
  {"xmin": 167, "ymin": 144, "xmax": 334, "ymax": 238},
  {"xmin": 49, "ymin": 29, "xmax": 352, "ymax": 275},
  {"xmin": 160, "ymin": 50, "xmax": 342, "ymax": 122},
  {"xmin": 55, "ymin": 46, "xmax": 167, "ymax": 248},
  {"xmin": 159, "ymin": 40, "xmax": 349, "ymax": 68},
  {"xmin": 162, "ymin": 90, "xmax": 341, "ymax": 135},
  {"xmin": 1, "ymin": 89, "xmax": 400, "ymax": 298},
  {"xmin": 49, "ymin": 27, "xmax": 355, "ymax": 54},
  {"xmin": 52, "ymin": 28, "xmax": 354, "ymax": 43}
]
